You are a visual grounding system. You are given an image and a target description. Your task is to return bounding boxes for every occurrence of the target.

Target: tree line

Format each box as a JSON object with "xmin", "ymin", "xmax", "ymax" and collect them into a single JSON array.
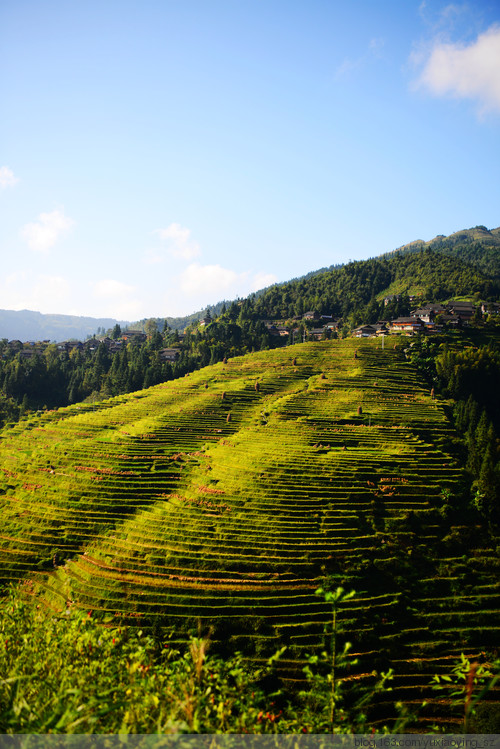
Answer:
[
  {"xmin": 408, "ymin": 336, "xmax": 500, "ymax": 522},
  {"xmin": 0, "ymin": 314, "xmax": 277, "ymax": 426}
]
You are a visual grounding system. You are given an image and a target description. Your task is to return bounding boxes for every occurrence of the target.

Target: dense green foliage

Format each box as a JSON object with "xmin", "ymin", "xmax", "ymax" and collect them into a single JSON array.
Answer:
[
  {"xmin": 252, "ymin": 248, "xmax": 496, "ymax": 325},
  {"xmin": 407, "ymin": 334, "xmax": 500, "ymax": 521},
  {"xmin": 0, "ymin": 588, "xmax": 279, "ymax": 734},
  {"xmin": 390, "ymin": 226, "xmax": 500, "ymax": 279}
]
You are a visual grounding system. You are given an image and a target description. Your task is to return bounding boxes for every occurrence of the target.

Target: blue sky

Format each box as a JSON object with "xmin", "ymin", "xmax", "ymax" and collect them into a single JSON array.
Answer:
[{"xmin": 1, "ymin": 0, "xmax": 499, "ymax": 321}]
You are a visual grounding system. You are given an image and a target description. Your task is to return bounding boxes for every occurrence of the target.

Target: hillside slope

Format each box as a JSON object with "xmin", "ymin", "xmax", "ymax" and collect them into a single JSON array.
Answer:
[{"xmin": 0, "ymin": 339, "xmax": 498, "ymax": 725}]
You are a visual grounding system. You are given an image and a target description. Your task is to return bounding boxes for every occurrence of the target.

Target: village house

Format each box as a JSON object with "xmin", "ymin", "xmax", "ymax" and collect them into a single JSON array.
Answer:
[
  {"xmin": 447, "ymin": 301, "xmax": 475, "ymax": 320},
  {"xmin": 309, "ymin": 327, "xmax": 327, "ymax": 340},
  {"xmin": 108, "ymin": 341, "xmax": 124, "ymax": 354},
  {"xmin": 302, "ymin": 310, "xmax": 321, "ymax": 321},
  {"xmin": 438, "ymin": 314, "xmax": 461, "ymax": 328},
  {"xmin": 352, "ymin": 321, "xmax": 388, "ymax": 338},
  {"xmin": 481, "ymin": 302, "xmax": 500, "ymax": 315},
  {"xmin": 372, "ymin": 322, "xmax": 389, "ymax": 335},
  {"xmin": 383, "ymin": 294, "xmax": 400, "ymax": 306},
  {"xmin": 266, "ymin": 325, "xmax": 289, "ymax": 337},
  {"xmin": 159, "ymin": 348, "xmax": 180, "ymax": 362},
  {"xmin": 58, "ymin": 341, "xmax": 84, "ymax": 353},
  {"xmin": 390, "ymin": 317, "xmax": 425, "ymax": 335},
  {"xmin": 121, "ymin": 330, "xmax": 147, "ymax": 343},
  {"xmin": 353, "ymin": 324, "xmax": 377, "ymax": 338},
  {"xmin": 410, "ymin": 306, "xmax": 442, "ymax": 323}
]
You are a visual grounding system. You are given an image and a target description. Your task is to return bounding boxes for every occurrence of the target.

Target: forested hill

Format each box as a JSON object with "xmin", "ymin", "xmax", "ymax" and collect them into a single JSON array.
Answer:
[
  {"xmin": 1, "ymin": 226, "xmax": 499, "ymax": 424},
  {"xmin": 250, "ymin": 229, "xmax": 500, "ymax": 324},
  {"xmin": 131, "ymin": 227, "xmax": 500, "ymax": 334},
  {"xmin": 384, "ymin": 225, "xmax": 500, "ymax": 279},
  {"xmin": 390, "ymin": 224, "xmax": 500, "ymax": 254}
]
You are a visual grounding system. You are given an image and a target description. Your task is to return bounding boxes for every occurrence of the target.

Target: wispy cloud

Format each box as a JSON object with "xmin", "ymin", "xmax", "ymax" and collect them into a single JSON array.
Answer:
[
  {"xmin": 179, "ymin": 263, "xmax": 277, "ymax": 298},
  {"xmin": 94, "ymin": 279, "xmax": 135, "ymax": 298},
  {"xmin": 0, "ymin": 272, "xmax": 70, "ymax": 313},
  {"xmin": 413, "ymin": 24, "xmax": 500, "ymax": 115},
  {"xmin": 144, "ymin": 249, "xmax": 165, "ymax": 265},
  {"xmin": 93, "ymin": 279, "xmax": 141, "ymax": 320},
  {"xmin": 0, "ymin": 166, "xmax": 20, "ymax": 189},
  {"xmin": 418, "ymin": 2, "xmax": 470, "ymax": 32},
  {"xmin": 33, "ymin": 275, "xmax": 71, "ymax": 308},
  {"xmin": 180, "ymin": 263, "xmax": 240, "ymax": 296},
  {"xmin": 20, "ymin": 208, "xmax": 75, "ymax": 252},
  {"xmin": 153, "ymin": 222, "xmax": 201, "ymax": 260},
  {"xmin": 251, "ymin": 272, "xmax": 277, "ymax": 291},
  {"xmin": 335, "ymin": 37, "xmax": 385, "ymax": 79}
]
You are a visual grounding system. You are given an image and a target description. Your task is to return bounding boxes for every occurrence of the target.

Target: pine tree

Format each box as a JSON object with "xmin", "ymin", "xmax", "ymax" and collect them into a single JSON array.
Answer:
[{"xmin": 476, "ymin": 444, "xmax": 498, "ymax": 518}]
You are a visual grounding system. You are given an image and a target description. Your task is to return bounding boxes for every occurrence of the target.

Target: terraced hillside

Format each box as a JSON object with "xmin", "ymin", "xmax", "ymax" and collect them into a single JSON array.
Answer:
[{"xmin": 0, "ymin": 338, "xmax": 498, "ymax": 726}]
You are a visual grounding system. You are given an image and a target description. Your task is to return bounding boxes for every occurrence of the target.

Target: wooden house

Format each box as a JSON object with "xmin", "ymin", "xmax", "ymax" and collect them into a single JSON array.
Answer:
[{"xmin": 390, "ymin": 317, "xmax": 424, "ymax": 334}]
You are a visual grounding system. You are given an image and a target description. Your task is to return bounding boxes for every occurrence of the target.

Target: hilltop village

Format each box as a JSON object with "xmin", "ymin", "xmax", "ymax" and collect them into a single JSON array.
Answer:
[
  {"xmin": 2, "ymin": 297, "xmax": 497, "ymax": 359},
  {"xmin": 1, "ymin": 294, "xmax": 498, "ymax": 426}
]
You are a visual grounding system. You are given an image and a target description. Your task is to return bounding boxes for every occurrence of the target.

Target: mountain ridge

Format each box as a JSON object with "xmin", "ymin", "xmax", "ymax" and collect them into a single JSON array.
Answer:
[{"xmin": 0, "ymin": 309, "xmax": 131, "ymax": 344}]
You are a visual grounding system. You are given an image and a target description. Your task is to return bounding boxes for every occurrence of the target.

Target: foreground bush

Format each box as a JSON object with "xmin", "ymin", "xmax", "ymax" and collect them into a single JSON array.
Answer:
[
  {"xmin": 0, "ymin": 587, "xmax": 401, "ymax": 734},
  {"xmin": 0, "ymin": 590, "xmax": 278, "ymax": 734},
  {"xmin": 1, "ymin": 588, "xmax": 498, "ymax": 734}
]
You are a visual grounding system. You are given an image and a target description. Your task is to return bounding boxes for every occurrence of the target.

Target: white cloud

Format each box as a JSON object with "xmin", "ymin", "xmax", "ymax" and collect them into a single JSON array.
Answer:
[
  {"xmin": 180, "ymin": 263, "xmax": 241, "ymax": 296},
  {"xmin": 179, "ymin": 263, "xmax": 278, "ymax": 301},
  {"xmin": 414, "ymin": 25, "xmax": 500, "ymax": 114},
  {"xmin": 21, "ymin": 209, "xmax": 75, "ymax": 252},
  {"xmin": 419, "ymin": 2, "xmax": 469, "ymax": 31},
  {"xmin": 0, "ymin": 273, "xmax": 70, "ymax": 314},
  {"xmin": 251, "ymin": 272, "xmax": 277, "ymax": 291},
  {"xmin": 94, "ymin": 279, "xmax": 135, "ymax": 298},
  {"xmin": 92, "ymin": 279, "xmax": 142, "ymax": 320},
  {"xmin": 33, "ymin": 275, "xmax": 71, "ymax": 308},
  {"xmin": 0, "ymin": 166, "xmax": 20, "ymax": 189},
  {"xmin": 154, "ymin": 222, "xmax": 201, "ymax": 260},
  {"xmin": 144, "ymin": 249, "xmax": 165, "ymax": 265}
]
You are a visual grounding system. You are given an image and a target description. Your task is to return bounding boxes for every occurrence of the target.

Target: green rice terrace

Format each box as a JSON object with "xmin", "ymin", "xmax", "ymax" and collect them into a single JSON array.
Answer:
[{"xmin": 0, "ymin": 337, "xmax": 499, "ymax": 728}]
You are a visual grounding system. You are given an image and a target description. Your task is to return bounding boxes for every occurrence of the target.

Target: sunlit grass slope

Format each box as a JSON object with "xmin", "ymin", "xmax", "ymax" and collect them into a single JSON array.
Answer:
[{"xmin": 0, "ymin": 338, "xmax": 498, "ymax": 726}]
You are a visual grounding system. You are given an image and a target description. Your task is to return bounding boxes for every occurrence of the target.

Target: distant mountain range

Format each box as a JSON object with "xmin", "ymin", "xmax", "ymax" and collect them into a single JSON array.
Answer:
[{"xmin": 0, "ymin": 310, "xmax": 131, "ymax": 343}]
